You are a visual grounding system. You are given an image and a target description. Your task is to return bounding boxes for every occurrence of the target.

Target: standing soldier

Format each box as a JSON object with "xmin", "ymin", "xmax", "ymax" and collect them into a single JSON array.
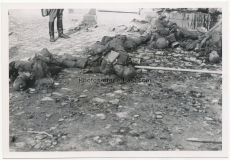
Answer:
[{"xmin": 43, "ymin": 9, "xmax": 70, "ymax": 42}]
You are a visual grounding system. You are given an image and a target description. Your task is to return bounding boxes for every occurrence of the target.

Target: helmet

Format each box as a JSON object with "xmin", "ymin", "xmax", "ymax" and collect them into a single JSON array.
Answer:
[
  {"xmin": 101, "ymin": 36, "xmax": 113, "ymax": 45},
  {"xmin": 124, "ymin": 41, "xmax": 137, "ymax": 52},
  {"xmin": 40, "ymin": 48, "xmax": 51, "ymax": 57},
  {"xmin": 155, "ymin": 38, "xmax": 169, "ymax": 49},
  {"xmin": 113, "ymin": 64, "xmax": 124, "ymax": 77},
  {"xmin": 13, "ymin": 77, "xmax": 26, "ymax": 91},
  {"xmin": 209, "ymin": 51, "xmax": 220, "ymax": 63},
  {"xmin": 122, "ymin": 66, "xmax": 136, "ymax": 79},
  {"xmin": 100, "ymin": 60, "xmax": 113, "ymax": 75},
  {"xmin": 40, "ymin": 48, "xmax": 53, "ymax": 63},
  {"xmin": 114, "ymin": 64, "xmax": 136, "ymax": 78},
  {"xmin": 14, "ymin": 61, "xmax": 33, "ymax": 72}
]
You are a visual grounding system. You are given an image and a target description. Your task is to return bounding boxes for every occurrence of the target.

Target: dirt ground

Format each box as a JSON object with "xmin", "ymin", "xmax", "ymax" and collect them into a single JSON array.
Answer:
[{"xmin": 9, "ymin": 12, "xmax": 222, "ymax": 151}]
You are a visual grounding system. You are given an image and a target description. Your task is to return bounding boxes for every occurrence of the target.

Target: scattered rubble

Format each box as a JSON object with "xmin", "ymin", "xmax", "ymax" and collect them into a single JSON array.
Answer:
[
  {"xmin": 79, "ymin": 95, "xmax": 87, "ymax": 98},
  {"xmin": 41, "ymin": 97, "xmax": 54, "ymax": 101},
  {"xmin": 92, "ymin": 97, "xmax": 107, "ymax": 103},
  {"xmin": 109, "ymin": 99, "xmax": 119, "ymax": 105}
]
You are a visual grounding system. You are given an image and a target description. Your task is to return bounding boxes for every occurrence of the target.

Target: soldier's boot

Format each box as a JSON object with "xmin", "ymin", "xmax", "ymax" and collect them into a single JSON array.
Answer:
[
  {"xmin": 166, "ymin": 33, "xmax": 179, "ymax": 48},
  {"xmin": 49, "ymin": 22, "xmax": 55, "ymax": 42},
  {"xmin": 57, "ymin": 19, "xmax": 69, "ymax": 39}
]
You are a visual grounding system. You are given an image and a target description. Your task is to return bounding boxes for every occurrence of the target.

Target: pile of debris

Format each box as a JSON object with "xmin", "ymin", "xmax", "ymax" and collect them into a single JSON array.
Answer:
[{"xmin": 110, "ymin": 11, "xmax": 222, "ymax": 64}]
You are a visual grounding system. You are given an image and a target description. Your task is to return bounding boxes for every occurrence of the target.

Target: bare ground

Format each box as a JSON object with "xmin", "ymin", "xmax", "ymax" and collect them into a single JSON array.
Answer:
[{"xmin": 8, "ymin": 12, "xmax": 222, "ymax": 151}]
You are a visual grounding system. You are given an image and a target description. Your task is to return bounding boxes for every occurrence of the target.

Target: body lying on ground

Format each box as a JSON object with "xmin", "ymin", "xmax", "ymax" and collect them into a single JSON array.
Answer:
[
  {"xmin": 10, "ymin": 17, "xmax": 222, "ymax": 91},
  {"xmin": 84, "ymin": 34, "xmax": 151, "ymax": 77},
  {"xmin": 9, "ymin": 33, "xmax": 151, "ymax": 91},
  {"xmin": 144, "ymin": 14, "xmax": 222, "ymax": 62}
]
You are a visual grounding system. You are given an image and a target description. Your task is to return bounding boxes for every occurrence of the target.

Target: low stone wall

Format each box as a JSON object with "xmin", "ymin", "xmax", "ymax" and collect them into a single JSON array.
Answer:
[
  {"xmin": 69, "ymin": 8, "xmax": 220, "ymax": 31},
  {"xmin": 140, "ymin": 9, "xmax": 219, "ymax": 31}
]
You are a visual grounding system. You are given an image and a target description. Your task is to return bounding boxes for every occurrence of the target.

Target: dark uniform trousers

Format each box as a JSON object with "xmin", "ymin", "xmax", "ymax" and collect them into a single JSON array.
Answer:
[{"xmin": 49, "ymin": 9, "xmax": 64, "ymax": 22}]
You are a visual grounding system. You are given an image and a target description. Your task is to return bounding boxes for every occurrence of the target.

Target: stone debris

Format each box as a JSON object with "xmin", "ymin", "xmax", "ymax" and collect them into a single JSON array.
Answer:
[
  {"xmin": 121, "ymin": 87, "xmax": 129, "ymax": 90},
  {"xmin": 155, "ymin": 112, "xmax": 162, "ymax": 115},
  {"xmin": 79, "ymin": 95, "xmax": 87, "ymax": 98},
  {"xmin": 118, "ymin": 105, "xmax": 123, "ymax": 108},
  {"xmin": 205, "ymin": 117, "xmax": 213, "ymax": 121},
  {"xmin": 105, "ymin": 124, "xmax": 111, "ymax": 129},
  {"xmin": 45, "ymin": 93, "xmax": 52, "ymax": 97},
  {"xmin": 27, "ymin": 128, "xmax": 34, "ymax": 131},
  {"xmin": 15, "ymin": 111, "xmax": 25, "ymax": 116},
  {"xmin": 58, "ymin": 118, "xmax": 65, "ymax": 122},
  {"xmin": 116, "ymin": 112, "xmax": 128, "ymax": 118},
  {"xmin": 156, "ymin": 115, "xmax": 163, "ymax": 119},
  {"xmin": 92, "ymin": 97, "xmax": 107, "ymax": 103},
  {"xmin": 158, "ymin": 70, "xmax": 165, "ymax": 74},
  {"xmin": 52, "ymin": 92, "xmax": 63, "ymax": 97},
  {"xmin": 114, "ymin": 90, "xmax": 124, "ymax": 94},
  {"xmin": 15, "ymin": 142, "xmax": 26, "ymax": 148},
  {"xmin": 129, "ymin": 130, "xmax": 140, "ymax": 137},
  {"xmin": 61, "ymin": 88, "xmax": 72, "ymax": 92},
  {"xmin": 145, "ymin": 133, "xmax": 155, "ymax": 139},
  {"xmin": 41, "ymin": 97, "xmax": 54, "ymax": 101},
  {"xmin": 45, "ymin": 114, "xmax": 52, "ymax": 118},
  {"xmin": 96, "ymin": 114, "xmax": 105, "ymax": 120},
  {"xmin": 109, "ymin": 99, "xmax": 119, "ymax": 105},
  {"xmin": 106, "ymin": 93, "xmax": 115, "ymax": 97},
  {"xmin": 36, "ymin": 134, "xmax": 47, "ymax": 140},
  {"xmin": 93, "ymin": 136, "xmax": 100, "ymax": 141},
  {"xmin": 184, "ymin": 62, "xmax": 193, "ymax": 67},
  {"xmin": 28, "ymin": 139, "xmax": 36, "ymax": 147},
  {"xmin": 50, "ymin": 127, "xmax": 56, "ymax": 130},
  {"xmin": 109, "ymin": 137, "xmax": 124, "ymax": 146},
  {"xmin": 155, "ymin": 51, "xmax": 164, "ymax": 56},
  {"xmin": 93, "ymin": 136, "xmax": 102, "ymax": 143},
  {"xmin": 33, "ymin": 142, "xmax": 42, "ymax": 149},
  {"xmin": 142, "ymin": 69, "xmax": 148, "ymax": 73},
  {"xmin": 150, "ymin": 63, "xmax": 158, "ymax": 67},
  {"xmin": 212, "ymin": 99, "xmax": 219, "ymax": 103},
  {"xmin": 61, "ymin": 102, "xmax": 68, "ymax": 107}
]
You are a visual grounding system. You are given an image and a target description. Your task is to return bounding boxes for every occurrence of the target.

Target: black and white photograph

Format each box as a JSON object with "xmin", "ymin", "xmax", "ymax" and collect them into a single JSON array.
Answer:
[{"xmin": 2, "ymin": 1, "xmax": 228, "ymax": 158}]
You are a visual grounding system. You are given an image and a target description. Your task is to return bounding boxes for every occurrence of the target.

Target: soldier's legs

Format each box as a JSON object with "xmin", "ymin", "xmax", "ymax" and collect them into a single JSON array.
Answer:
[
  {"xmin": 49, "ymin": 9, "xmax": 58, "ymax": 42},
  {"xmin": 49, "ymin": 9, "xmax": 58, "ymax": 22},
  {"xmin": 159, "ymin": 29, "xmax": 169, "ymax": 37},
  {"xmin": 57, "ymin": 9, "xmax": 69, "ymax": 39},
  {"xmin": 147, "ymin": 33, "xmax": 159, "ymax": 49}
]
